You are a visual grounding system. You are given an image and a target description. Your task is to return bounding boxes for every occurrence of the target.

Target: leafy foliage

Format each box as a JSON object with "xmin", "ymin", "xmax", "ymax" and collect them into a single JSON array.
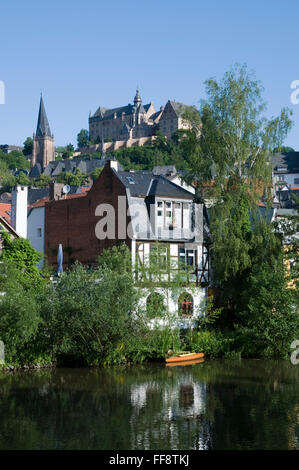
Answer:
[
  {"xmin": 23, "ymin": 137, "xmax": 33, "ymax": 156},
  {"xmin": 77, "ymin": 129, "xmax": 90, "ymax": 149},
  {"xmin": 0, "ymin": 261, "xmax": 44, "ymax": 363},
  {"xmin": 1, "ymin": 232, "xmax": 42, "ymax": 282}
]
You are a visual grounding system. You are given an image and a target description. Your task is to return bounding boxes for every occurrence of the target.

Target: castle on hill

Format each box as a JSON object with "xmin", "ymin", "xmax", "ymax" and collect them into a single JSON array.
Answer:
[
  {"xmin": 30, "ymin": 90, "xmax": 193, "ymax": 174},
  {"xmin": 89, "ymin": 89, "xmax": 192, "ymax": 143}
]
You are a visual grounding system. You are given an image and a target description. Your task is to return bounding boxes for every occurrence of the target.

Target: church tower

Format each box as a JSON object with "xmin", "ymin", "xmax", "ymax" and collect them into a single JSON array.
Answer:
[{"xmin": 31, "ymin": 95, "xmax": 55, "ymax": 169}]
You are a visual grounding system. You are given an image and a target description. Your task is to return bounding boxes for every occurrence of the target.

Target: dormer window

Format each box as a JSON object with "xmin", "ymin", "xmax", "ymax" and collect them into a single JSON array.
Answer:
[
  {"xmin": 156, "ymin": 200, "xmax": 191, "ymax": 229},
  {"xmin": 126, "ymin": 176, "xmax": 135, "ymax": 184}
]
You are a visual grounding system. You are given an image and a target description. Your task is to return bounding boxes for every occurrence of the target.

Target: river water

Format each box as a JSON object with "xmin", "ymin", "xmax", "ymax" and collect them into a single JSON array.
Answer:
[{"xmin": 0, "ymin": 359, "xmax": 298, "ymax": 450}]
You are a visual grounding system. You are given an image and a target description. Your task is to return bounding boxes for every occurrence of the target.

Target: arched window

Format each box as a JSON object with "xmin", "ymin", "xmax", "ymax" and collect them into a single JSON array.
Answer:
[
  {"xmin": 178, "ymin": 293, "xmax": 193, "ymax": 316},
  {"xmin": 146, "ymin": 292, "xmax": 164, "ymax": 319}
]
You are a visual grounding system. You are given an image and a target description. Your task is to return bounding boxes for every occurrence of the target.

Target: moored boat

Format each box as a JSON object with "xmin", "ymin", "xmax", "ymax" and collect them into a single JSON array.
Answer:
[
  {"xmin": 165, "ymin": 352, "xmax": 204, "ymax": 363},
  {"xmin": 166, "ymin": 358, "xmax": 204, "ymax": 367}
]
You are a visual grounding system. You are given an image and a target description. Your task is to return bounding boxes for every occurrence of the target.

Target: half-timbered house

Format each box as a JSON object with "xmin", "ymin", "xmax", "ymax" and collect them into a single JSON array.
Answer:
[{"xmin": 45, "ymin": 159, "xmax": 210, "ymax": 324}]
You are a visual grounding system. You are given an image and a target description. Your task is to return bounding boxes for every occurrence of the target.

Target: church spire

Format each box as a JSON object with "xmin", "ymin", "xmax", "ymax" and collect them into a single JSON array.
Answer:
[{"xmin": 36, "ymin": 94, "xmax": 52, "ymax": 138}]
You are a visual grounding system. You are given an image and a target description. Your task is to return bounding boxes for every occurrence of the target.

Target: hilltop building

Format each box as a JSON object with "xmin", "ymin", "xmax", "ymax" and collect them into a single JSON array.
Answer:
[
  {"xmin": 88, "ymin": 89, "xmax": 192, "ymax": 147},
  {"xmin": 31, "ymin": 95, "xmax": 55, "ymax": 171}
]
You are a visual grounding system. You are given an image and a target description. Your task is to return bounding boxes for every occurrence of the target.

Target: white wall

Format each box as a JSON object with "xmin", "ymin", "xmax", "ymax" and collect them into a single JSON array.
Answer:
[
  {"xmin": 27, "ymin": 206, "xmax": 45, "ymax": 269},
  {"xmin": 11, "ymin": 186, "xmax": 28, "ymax": 238},
  {"xmin": 171, "ymin": 175, "xmax": 195, "ymax": 194},
  {"xmin": 274, "ymin": 173, "xmax": 299, "ymax": 187},
  {"xmin": 139, "ymin": 286, "xmax": 207, "ymax": 330}
]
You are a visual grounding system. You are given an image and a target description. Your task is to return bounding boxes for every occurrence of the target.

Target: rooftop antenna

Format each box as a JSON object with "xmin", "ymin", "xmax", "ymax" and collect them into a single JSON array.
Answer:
[{"xmin": 62, "ymin": 184, "xmax": 70, "ymax": 199}]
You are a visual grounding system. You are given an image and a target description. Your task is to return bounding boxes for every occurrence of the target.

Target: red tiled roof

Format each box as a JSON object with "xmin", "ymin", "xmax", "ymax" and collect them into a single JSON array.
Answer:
[
  {"xmin": 29, "ymin": 188, "xmax": 90, "ymax": 208},
  {"xmin": 65, "ymin": 192, "xmax": 88, "ymax": 199},
  {"xmin": 290, "ymin": 186, "xmax": 299, "ymax": 191},
  {"xmin": 30, "ymin": 196, "xmax": 50, "ymax": 208},
  {"xmin": 0, "ymin": 203, "xmax": 11, "ymax": 223}
]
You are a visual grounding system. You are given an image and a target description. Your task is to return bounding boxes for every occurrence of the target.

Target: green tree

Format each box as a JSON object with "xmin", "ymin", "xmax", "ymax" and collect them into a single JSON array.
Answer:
[
  {"xmin": 23, "ymin": 137, "xmax": 33, "ymax": 156},
  {"xmin": 272, "ymin": 146, "xmax": 295, "ymax": 153},
  {"xmin": 90, "ymin": 167, "xmax": 103, "ymax": 182},
  {"xmin": 62, "ymin": 144, "xmax": 74, "ymax": 159},
  {"xmin": 0, "ymin": 262, "xmax": 42, "ymax": 363},
  {"xmin": 15, "ymin": 171, "xmax": 30, "ymax": 186},
  {"xmin": 0, "ymin": 149, "xmax": 30, "ymax": 171},
  {"xmin": 236, "ymin": 216, "xmax": 299, "ymax": 357},
  {"xmin": 182, "ymin": 64, "xmax": 293, "ymax": 310},
  {"xmin": 1, "ymin": 232, "xmax": 42, "ymax": 282},
  {"xmin": 33, "ymin": 174, "xmax": 52, "ymax": 188},
  {"xmin": 77, "ymin": 129, "xmax": 89, "ymax": 149},
  {"xmin": 41, "ymin": 247, "xmax": 141, "ymax": 365}
]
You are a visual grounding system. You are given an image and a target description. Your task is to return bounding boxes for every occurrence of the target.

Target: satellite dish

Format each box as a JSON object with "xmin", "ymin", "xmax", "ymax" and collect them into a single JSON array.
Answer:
[{"xmin": 62, "ymin": 184, "xmax": 71, "ymax": 194}]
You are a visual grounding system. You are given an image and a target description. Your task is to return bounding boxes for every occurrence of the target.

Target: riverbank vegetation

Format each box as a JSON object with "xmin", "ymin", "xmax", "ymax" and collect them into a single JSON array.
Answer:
[{"xmin": 0, "ymin": 238, "xmax": 298, "ymax": 367}]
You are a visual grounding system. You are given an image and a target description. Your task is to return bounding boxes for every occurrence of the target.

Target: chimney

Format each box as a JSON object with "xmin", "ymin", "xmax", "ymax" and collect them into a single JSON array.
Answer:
[
  {"xmin": 50, "ymin": 182, "xmax": 65, "ymax": 201},
  {"xmin": 11, "ymin": 186, "xmax": 28, "ymax": 238},
  {"xmin": 107, "ymin": 158, "xmax": 118, "ymax": 171}
]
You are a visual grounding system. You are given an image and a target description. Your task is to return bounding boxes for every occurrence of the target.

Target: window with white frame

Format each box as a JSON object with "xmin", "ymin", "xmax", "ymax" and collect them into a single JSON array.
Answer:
[{"xmin": 156, "ymin": 200, "xmax": 191, "ymax": 228}]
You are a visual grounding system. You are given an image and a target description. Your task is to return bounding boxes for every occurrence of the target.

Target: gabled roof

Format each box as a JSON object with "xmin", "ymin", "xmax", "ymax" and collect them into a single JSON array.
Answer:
[
  {"xmin": 147, "ymin": 177, "xmax": 194, "ymax": 198},
  {"xmin": 43, "ymin": 157, "xmax": 120, "ymax": 177},
  {"xmin": 29, "ymin": 163, "xmax": 42, "ymax": 178},
  {"xmin": 90, "ymin": 103, "xmax": 152, "ymax": 120},
  {"xmin": 28, "ymin": 188, "xmax": 50, "ymax": 205},
  {"xmin": 36, "ymin": 96, "xmax": 52, "ymax": 138},
  {"xmin": 168, "ymin": 100, "xmax": 191, "ymax": 117},
  {"xmin": 115, "ymin": 170, "xmax": 194, "ymax": 199},
  {"xmin": 272, "ymin": 152, "xmax": 299, "ymax": 173}
]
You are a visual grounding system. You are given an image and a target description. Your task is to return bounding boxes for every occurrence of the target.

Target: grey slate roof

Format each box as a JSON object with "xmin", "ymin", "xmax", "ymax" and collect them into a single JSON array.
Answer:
[
  {"xmin": 115, "ymin": 170, "xmax": 194, "ymax": 199},
  {"xmin": 169, "ymin": 101, "xmax": 190, "ymax": 117},
  {"xmin": 27, "ymin": 186, "xmax": 83, "ymax": 205},
  {"xmin": 29, "ymin": 163, "xmax": 42, "ymax": 178},
  {"xmin": 28, "ymin": 188, "xmax": 50, "ymax": 205},
  {"xmin": 272, "ymin": 152, "xmax": 299, "ymax": 173},
  {"xmin": 36, "ymin": 96, "xmax": 52, "ymax": 138},
  {"xmin": 42, "ymin": 158, "xmax": 121, "ymax": 177},
  {"xmin": 91, "ymin": 103, "xmax": 152, "ymax": 121},
  {"xmin": 152, "ymin": 165, "xmax": 177, "ymax": 176}
]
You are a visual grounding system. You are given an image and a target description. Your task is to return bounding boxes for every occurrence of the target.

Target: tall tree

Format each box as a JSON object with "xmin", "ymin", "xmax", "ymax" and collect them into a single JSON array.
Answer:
[
  {"xmin": 77, "ymin": 129, "xmax": 89, "ymax": 149},
  {"xmin": 23, "ymin": 137, "xmax": 33, "ymax": 156},
  {"xmin": 182, "ymin": 64, "xmax": 294, "ymax": 321}
]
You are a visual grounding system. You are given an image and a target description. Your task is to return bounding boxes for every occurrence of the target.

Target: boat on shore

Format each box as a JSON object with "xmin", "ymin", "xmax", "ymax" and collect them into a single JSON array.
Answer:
[{"xmin": 165, "ymin": 352, "xmax": 204, "ymax": 364}]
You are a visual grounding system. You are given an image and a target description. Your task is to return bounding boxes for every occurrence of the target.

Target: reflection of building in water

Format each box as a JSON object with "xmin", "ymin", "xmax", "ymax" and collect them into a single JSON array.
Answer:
[{"xmin": 129, "ymin": 372, "xmax": 211, "ymax": 449}]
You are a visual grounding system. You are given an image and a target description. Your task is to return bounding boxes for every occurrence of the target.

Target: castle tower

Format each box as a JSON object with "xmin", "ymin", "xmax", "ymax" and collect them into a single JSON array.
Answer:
[
  {"xmin": 133, "ymin": 88, "xmax": 142, "ymax": 107},
  {"xmin": 31, "ymin": 95, "xmax": 55, "ymax": 169}
]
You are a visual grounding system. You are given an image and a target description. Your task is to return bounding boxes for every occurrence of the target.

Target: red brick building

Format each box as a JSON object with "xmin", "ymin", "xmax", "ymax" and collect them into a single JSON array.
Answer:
[{"xmin": 45, "ymin": 160, "xmax": 130, "ymax": 268}]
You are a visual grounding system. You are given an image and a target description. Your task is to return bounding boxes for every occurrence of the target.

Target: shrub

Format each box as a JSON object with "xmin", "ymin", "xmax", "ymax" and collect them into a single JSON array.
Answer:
[{"xmin": 190, "ymin": 329, "xmax": 236, "ymax": 357}]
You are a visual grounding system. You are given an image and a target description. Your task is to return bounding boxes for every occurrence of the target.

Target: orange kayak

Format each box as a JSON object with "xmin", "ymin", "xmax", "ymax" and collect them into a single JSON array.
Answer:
[
  {"xmin": 166, "ymin": 358, "xmax": 204, "ymax": 367},
  {"xmin": 166, "ymin": 352, "xmax": 204, "ymax": 363}
]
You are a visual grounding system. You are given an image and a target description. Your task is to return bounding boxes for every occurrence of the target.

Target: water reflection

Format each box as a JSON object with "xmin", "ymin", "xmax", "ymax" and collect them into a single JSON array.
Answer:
[{"xmin": 0, "ymin": 360, "xmax": 298, "ymax": 450}]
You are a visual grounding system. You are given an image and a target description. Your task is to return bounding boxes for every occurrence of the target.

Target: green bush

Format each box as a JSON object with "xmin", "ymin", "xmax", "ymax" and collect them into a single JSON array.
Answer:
[
  {"xmin": 0, "ymin": 263, "xmax": 43, "ymax": 363},
  {"xmin": 40, "ymin": 255, "xmax": 141, "ymax": 365},
  {"xmin": 190, "ymin": 329, "xmax": 237, "ymax": 357}
]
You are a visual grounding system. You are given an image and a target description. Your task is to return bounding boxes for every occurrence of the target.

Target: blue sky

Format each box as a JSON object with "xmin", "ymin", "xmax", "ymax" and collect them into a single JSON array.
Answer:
[{"xmin": 1, "ymin": 0, "xmax": 299, "ymax": 149}]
